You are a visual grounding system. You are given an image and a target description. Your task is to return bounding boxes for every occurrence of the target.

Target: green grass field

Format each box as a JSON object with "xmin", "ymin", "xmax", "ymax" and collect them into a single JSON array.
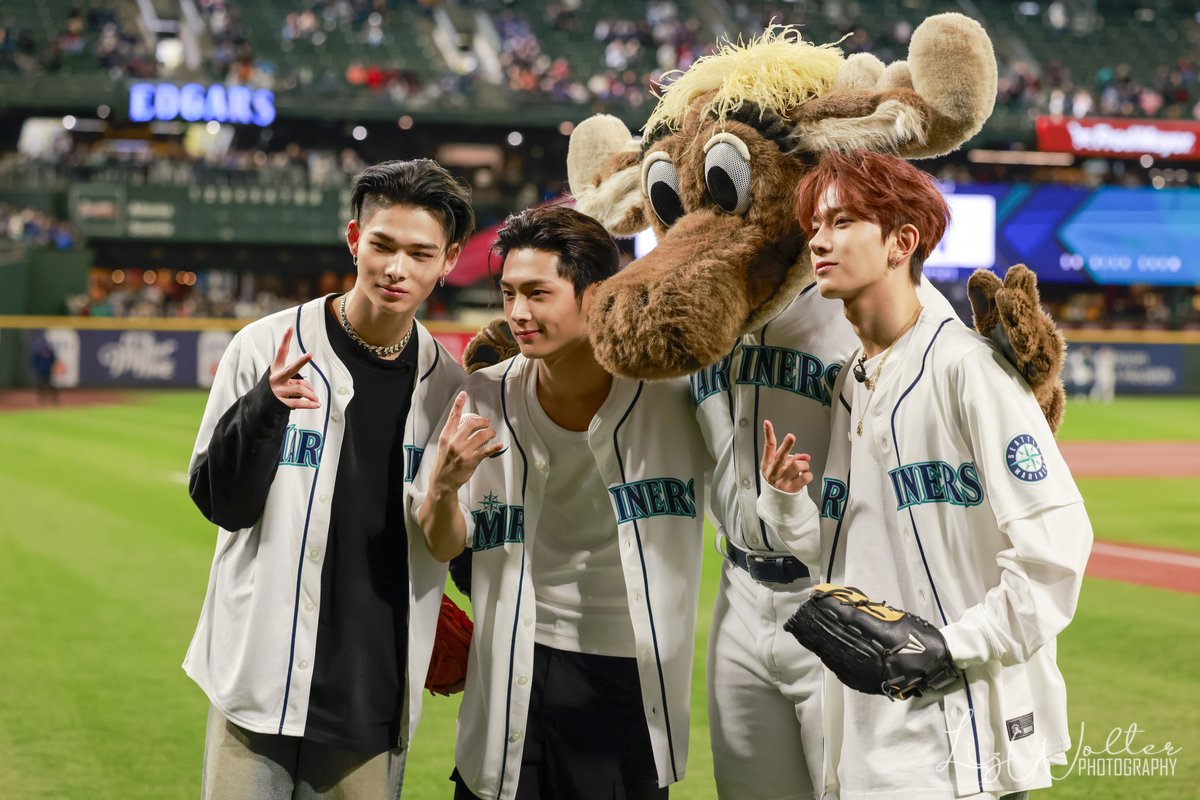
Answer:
[{"xmin": 0, "ymin": 392, "xmax": 1196, "ymax": 799}]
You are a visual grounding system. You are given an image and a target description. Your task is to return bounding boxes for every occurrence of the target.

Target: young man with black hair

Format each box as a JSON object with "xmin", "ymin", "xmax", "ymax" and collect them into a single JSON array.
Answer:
[
  {"xmin": 186, "ymin": 158, "xmax": 473, "ymax": 798},
  {"xmin": 413, "ymin": 204, "xmax": 808, "ymax": 800}
]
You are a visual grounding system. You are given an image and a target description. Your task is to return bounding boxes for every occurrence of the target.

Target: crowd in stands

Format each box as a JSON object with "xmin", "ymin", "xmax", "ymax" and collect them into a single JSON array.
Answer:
[
  {"xmin": 998, "ymin": 58, "xmax": 1200, "ymax": 122},
  {"xmin": 0, "ymin": 2, "xmax": 156, "ymax": 78},
  {"xmin": 5, "ymin": 0, "xmax": 1199, "ymax": 124},
  {"xmin": 0, "ymin": 145, "xmax": 370, "ymax": 192},
  {"xmin": 0, "ymin": 203, "xmax": 76, "ymax": 250}
]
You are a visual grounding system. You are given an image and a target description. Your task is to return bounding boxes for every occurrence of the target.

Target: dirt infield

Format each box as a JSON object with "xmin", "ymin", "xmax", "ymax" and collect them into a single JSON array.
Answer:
[
  {"xmin": 1087, "ymin": 540, "xmax": 1200, "ymax": 595},
  {"xmin": 0, "ymin": 388, "xmax": 130, "ymax": 412},
  {"xmin": 1060, "ymin": 441, "xmax": 1200, "ymax": 477}
]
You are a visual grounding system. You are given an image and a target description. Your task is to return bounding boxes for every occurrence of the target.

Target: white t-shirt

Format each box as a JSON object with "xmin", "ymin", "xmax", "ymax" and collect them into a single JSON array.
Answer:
[{"xmin": 525, "ymin": 379, "xmax": 636, "ymax": 657}]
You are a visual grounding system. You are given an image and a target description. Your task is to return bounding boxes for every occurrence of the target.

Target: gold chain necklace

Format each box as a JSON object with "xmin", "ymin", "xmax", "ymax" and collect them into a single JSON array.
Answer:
[
  {"xmin": 855, "ymin": 305, "xmax": 922, "ymax": 437},
  {"xmin": 338, "ymin": 293, "xmax": 413, "ymax": 358}
]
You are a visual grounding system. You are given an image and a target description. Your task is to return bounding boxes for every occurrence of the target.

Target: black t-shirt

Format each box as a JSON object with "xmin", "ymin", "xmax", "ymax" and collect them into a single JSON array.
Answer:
[{"xmin": 303, "ymin": 301, "xmax": 418, "ymax": 754}]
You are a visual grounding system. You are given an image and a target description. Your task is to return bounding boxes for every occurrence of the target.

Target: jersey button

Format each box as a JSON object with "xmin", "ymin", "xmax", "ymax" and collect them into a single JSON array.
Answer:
[
  {"xmin": 535, "ymin": 459, "xmax": 546, "ymax": 471},
  {"xmin": 331, "ymin": 411, "xmax": 342, "ymax": 423},
  {"xmin": 298, "ymin": 660, "xmax": 309, "ymax": 670},
  {"xmin": 741, "ymin": 478, "xmax": 752, "ymax": 490},
  {"xmin": 509, "ymin": 730, "xmax": 522, "ymax": 742},
  {"xmin": 304, "ymin": 602, "xmax": 315, "ymax": 613},
  {"xmin": 522, "ymin": 617, "xmax": 533, "ymax": 628},
  {"xmin": 319, "ymin": 493, "xmax": 329, "ymax": 503},
  {"xmin": 873, "ymin": 408, "xmax": 882, "ymax": 417},
  {"xmin": 308, "ymin": 547, "xmax": 320, "ymax": 560},
  {"xmin": 517, "ymin": 675, "xmax": 528, "ymax": 686},
  {"xmin": 338, "ymin": 386, "xmax": 350, "ymax": 396},
  {"xmin": 738, "ymin": 418, "xmax": 749, "ymax": 428}
]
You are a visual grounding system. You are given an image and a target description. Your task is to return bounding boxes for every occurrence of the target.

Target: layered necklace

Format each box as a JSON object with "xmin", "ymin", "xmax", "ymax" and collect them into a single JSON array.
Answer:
[
  {"xmin": 854, "ymin": 304, "xmax": 923, "ymax": 437},
  {"xmin": 338, "ymin": 292, "xmax": 413, "ymax": 358}
]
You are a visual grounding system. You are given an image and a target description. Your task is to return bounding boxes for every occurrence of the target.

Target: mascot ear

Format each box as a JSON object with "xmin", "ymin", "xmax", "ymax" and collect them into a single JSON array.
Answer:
[
  {"xmin": 968, "ymin": 265, "xmax": 1066, "ymax": 433},
  {"xmin": 789, "ymin": 13, "xmax": 997, "ymax": 158},
  {"xmin": 567, "ymin": 114, "xmax": 647, "ymax": 236}
]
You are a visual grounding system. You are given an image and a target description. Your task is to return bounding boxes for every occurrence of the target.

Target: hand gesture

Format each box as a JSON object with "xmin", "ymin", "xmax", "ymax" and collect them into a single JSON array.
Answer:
[
  {"xmin": 760, "ymin": 420, "xmax": 812, "ymax": 494},
  {"xmin": 270, "ymin": 328, "xmax": 319, "ymax": 410},
  {"xmin": 431, "ymin": 392, "xmax": 504, "ymax": 494}
]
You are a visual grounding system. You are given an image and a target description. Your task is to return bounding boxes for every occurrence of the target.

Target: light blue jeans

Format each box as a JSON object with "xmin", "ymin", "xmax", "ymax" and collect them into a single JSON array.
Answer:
[{"xmin": 201, "ymin": 705, "xmax": 406, "ymax": 800}]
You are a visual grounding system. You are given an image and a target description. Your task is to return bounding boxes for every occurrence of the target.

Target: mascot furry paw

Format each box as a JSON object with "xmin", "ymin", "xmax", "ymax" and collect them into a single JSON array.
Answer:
[{"xmin": 968, "ymin": 265, "xmax": 1066, "ymax": 431}]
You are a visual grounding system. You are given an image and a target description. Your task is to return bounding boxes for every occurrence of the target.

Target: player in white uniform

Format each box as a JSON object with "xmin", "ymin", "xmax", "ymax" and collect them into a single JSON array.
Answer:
[
  {"xmin": 763, "ymin": 149, "xmax": 1093, "ymax": 799},
  {"xmin": 695, "ymin": 223, "xmax": 956, "ymax": 799},
  {"xmin": 185, "ymin": 160, "xmax": 471, "ymax": 798},
  {"xmin": 412, "ymin": 206, "xmax": 806, "ymax": 800}
]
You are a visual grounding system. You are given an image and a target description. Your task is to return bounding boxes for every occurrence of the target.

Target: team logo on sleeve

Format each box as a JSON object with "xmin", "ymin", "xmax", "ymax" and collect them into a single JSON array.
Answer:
[{"xmin": 1006, "ymin": 434, "xmax": 1048, "ymax": 482}]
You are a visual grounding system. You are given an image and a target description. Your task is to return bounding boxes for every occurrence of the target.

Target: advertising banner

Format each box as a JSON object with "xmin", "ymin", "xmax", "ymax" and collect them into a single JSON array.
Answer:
[{"xmin": 1036, "ymin": 116, "xmax": 1200, "ymax": 160}]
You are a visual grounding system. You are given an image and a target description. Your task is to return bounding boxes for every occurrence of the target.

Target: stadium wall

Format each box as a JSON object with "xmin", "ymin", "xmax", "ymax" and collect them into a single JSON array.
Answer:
[{"xmin": 0, "ymin": 318, "xmax": 1198, "ymax": 394}]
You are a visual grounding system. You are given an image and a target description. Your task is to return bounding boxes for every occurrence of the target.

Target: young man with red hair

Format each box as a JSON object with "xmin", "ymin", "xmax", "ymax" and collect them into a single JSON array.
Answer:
[{"xmin": 768, "ymin": 150, "xmax": 1093, "ymax": 799}]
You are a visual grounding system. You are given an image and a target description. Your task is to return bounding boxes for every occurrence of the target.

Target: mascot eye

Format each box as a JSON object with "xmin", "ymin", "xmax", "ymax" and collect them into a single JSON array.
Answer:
[
  {"xmin": 642, "ymin": 153, "xmax": 685, "ymax": 227},
  {"xmin": 704, "ymin": 139, "xmax": 751, "ymax": 215}
]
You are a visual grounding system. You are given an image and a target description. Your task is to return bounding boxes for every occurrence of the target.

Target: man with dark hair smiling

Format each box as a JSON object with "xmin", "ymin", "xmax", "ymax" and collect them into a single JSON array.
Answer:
[
  {"xmin": 413, "ymin": 204, "xmax": 810, "ymax": 800},
  {"xmin": 186, "ymin": 158, "xmax": 473, "ymax": 798}
]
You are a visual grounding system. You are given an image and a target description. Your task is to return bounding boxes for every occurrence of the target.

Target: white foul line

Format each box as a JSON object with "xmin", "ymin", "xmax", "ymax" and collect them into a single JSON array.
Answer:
[{"xmin": 1091, "ymin": 542, "xmax": 1200, "ymax": 570}]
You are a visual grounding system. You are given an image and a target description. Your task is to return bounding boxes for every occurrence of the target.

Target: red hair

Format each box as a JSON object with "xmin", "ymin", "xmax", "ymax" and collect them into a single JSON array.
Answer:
[{"xmin": 795, "ymin": 150, "xmax": 950, "ymax": 281}]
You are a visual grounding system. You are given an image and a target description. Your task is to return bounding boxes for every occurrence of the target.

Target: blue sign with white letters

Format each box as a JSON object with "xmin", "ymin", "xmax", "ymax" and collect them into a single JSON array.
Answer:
[{"xmin": 129, "ymin": 82, "xmax": 276, "ymax": 126}]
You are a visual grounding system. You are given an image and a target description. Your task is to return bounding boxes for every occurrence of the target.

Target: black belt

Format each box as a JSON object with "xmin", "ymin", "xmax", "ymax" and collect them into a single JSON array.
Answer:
[{"xmin": 724, "ymin": 538, "xmax": 810, "ymax": 584}]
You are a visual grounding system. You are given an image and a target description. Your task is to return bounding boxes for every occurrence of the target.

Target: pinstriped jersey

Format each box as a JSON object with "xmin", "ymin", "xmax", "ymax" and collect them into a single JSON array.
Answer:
[
  {"xmin": 693, "ymin": 279, "xmax": 955, "ymax": 560},
  {"xmin": 410, "ymin": 355, "xmax": 714, "ymax": 800}
]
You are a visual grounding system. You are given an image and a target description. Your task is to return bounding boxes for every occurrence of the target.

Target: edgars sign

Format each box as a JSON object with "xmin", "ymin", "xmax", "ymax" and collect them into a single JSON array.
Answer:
[{"xmin": 129, "ymin": 82, "xmax": 276, "ymax": 126}]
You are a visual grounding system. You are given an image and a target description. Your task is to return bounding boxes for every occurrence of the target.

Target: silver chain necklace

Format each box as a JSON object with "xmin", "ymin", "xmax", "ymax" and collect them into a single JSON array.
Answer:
[{"xmin": 338, "ymin": 293, "xmax": 413, "ymax": 358}]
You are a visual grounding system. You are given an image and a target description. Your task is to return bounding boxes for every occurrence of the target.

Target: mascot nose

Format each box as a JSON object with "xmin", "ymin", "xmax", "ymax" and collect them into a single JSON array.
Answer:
[{"xmin": 588, "ymin": 210, "xmax": 778, "ymax": 379}]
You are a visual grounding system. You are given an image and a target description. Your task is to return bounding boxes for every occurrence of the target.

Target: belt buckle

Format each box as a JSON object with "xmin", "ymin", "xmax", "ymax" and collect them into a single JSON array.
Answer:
[{"xmin": 746, "ymin": 553, "xmax": 786, "ymax": 584}]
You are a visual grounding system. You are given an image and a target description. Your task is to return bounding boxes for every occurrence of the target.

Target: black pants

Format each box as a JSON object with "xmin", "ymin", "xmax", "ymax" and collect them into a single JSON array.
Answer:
[{"xmin": 453, "ymin": 643, "xmax": 668, "ymax": 800}]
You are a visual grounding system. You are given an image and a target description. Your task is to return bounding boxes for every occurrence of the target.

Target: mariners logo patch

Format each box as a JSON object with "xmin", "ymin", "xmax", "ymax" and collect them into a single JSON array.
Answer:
[{"xmin": 1006, "ymin": 434, "xmax": 1047, "ymax": 482}]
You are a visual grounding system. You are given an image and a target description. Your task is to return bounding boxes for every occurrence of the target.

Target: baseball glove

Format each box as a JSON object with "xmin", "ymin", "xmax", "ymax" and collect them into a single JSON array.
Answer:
[
  {"xmin": 425, "ymin": 594, "xmax": 473, "ymax": 696},
  {"xmin": 784, "ymin": 584, "xmax": 960, "ymax": 701}
]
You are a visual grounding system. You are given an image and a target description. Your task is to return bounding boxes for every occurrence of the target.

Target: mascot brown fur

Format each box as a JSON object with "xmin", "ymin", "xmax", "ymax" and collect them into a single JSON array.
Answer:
[{"xmin": 564, "ymin": 14, "xmax": 1066, "ymax": 430}]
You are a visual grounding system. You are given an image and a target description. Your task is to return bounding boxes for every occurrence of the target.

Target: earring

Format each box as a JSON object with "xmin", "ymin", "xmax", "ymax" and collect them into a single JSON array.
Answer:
[
  {"xmin": 888, "ymin": 256, "xmax": 899, "ymax": 270},
  {"xmin": 439, "ymin": 274, "xmax": 445, "ymax": 287}
]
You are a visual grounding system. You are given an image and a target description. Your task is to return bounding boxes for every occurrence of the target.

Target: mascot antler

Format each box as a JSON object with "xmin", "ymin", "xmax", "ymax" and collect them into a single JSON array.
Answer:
[{"xmin": 568, "ymin": 14, "xmax": 997, "ymax": 380}]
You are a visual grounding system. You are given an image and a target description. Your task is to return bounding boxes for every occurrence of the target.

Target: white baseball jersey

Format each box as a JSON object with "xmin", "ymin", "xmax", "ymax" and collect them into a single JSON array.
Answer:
[
  {"xmin": 765, "ymin": 311, "xmax": 1093, "ymax": 799},
  {"xmin": 698, "ymin": 278, "xmax": 958, "ymax": 798},
  {"xmin": 184, "ymin": 295, "xmax": 465, "ymax": 745},
  {"xmin": 695, "ymin": 279, "xmax": 954, "ymax": 558},
  {"xmin": 410, "ymin": 354, "xmax": 717, "ymax": 800}
]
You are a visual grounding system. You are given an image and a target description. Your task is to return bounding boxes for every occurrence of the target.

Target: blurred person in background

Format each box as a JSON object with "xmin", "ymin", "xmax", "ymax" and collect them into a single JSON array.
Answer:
[
  {"xmin": 184, "ymin": 159, "xmax": 473, "ymax": 799},
  {"xmin": 30, "ymin": 338, "xmax": 58, "ymax": 404}
]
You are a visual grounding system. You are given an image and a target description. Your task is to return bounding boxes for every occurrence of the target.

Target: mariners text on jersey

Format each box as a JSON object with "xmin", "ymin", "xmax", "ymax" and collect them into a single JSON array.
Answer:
[
  {"xmin": 689, "ymin": 346, "xmax": 841, "ymax": 407},
  {"xmin": 609, "ymin": 477, "xmax": 697, "ymax": 524},
  {"xmin": 279, "ymin": 424, "xmax": 323, "ymax": 468},
  {"xmin": 471, "ymin": 491, "xmax": 526, "ymax": 550},
  {"xmin": 403, "ymin": 445, "xmax": 424, "ymax": 483},
  {"xmin": 889, "ymin": 460, "xmax": 984, "ymax": 510}
]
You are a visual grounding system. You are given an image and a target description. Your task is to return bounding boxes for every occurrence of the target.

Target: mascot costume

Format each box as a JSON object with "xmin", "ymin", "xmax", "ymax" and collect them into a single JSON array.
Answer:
[{"xmin": 463, "ymin": 12, "xmax": 1066, "ymax": 799}]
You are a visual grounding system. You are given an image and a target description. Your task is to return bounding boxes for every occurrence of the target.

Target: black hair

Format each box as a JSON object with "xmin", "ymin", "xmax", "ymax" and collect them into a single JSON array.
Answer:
[
  {"xmin": 349, "ymin": 159, "xmax": 475, "ymax": 248},
  {"xmin": 492, "ymin": 205, "xmax": 620, "ymax": 296}
]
